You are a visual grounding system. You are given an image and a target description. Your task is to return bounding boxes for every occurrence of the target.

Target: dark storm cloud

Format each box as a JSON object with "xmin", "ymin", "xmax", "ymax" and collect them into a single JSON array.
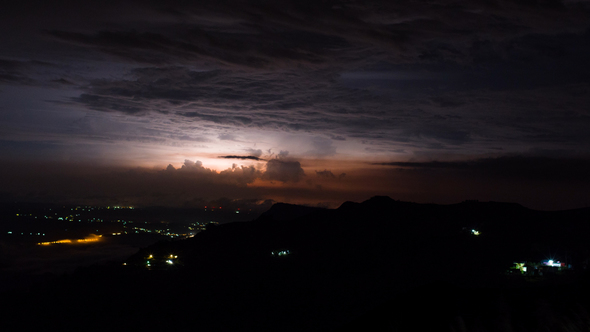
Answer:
[
  {"xmin": 0, "ymin": 59, "xmax": 36, "ymax": 85},
  {"xmin": 71, "ymin": 65, "xmax": 480, "ymax": 151},
  {"xmin": 50, "ymin": 78, "xmax": 74, "ymax": 85},
  {"xmin": 374, "ymin": 156, "xmax": 590, "ymax": 182},
  {"xmin": 30, "ymin": 0, "xmax": 585, "ymax": 153},
  {"xmin": 7, "ymin": 0, "xmax": 590, "ymax": 80},
  {"xmin": 219, "ymin": 164, "xmax": 263, "ymax": 186},
  {"xmin": 41, "ymin": 0, "xmax": 588, "ymax": 76},
  {"xmin": 262, "ymin": 159, "xmax": 305, "ymax": 183},
  {"xmin": 1, "ymin": 0, "xmax": 589, "ymax": 168},
  {"xmin": 219, "ymin": 155, "xmax": 264, "ymax": 161},
  {"xmin": 75, "ymin": 93, "xmax": 145, "ymax": 114},
  {"xmin": 0, "ymin": 157, "xmax": 312, "ymax": 207},
  {"xmin": 72, "ymin": 66, "xmax": 398, "ymax": 135},
  {"xmin": 47, "ymin": 24, "xmax": 348, "ymax": 68},
  {"xmin": 44, "ymin": 0, "xmax": 590, "ymax": 68},
  {"xmin": 0, "ymin": 58, "xmax": 79, "ymax": 88},
  {"xmin": 3, "ymin": 159, "xmax": 265, "ymax": 206},
  {"xmin": 374, "ymin": 160, "xmax": 476, "ymax": 169},
  {"xmin": 68, "ymin": 60, "xmax": 590, "ymax": 153},
  {"xmin": 2, "ymin": 0, "xmax": 590, "ymax": 212},
  {"xmin": 181, "ymin": 112, "xmax": 254, "ymax": 126},
  {"xmin": 329, "ymin": 134, "xmax": 346, "ymax": 141}
]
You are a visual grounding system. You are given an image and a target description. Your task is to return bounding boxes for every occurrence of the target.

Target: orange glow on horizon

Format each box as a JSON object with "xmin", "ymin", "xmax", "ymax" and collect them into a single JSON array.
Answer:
[{"xmin": 38, "ymin": 234, "xmax": 102, "ymax": 246}]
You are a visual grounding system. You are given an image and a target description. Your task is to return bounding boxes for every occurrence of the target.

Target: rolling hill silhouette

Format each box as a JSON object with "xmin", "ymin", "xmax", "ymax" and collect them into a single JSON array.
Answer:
[{"xmin": 3, "ymin": 196, "xmax": 590, "ymax": 331}]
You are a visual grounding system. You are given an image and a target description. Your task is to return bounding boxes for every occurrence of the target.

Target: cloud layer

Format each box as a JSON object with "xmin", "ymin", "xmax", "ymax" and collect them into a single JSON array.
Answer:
[
  {"xmin": 1, "ymin": 154, "xmax": 588, "ymax": 210},
  {"xmin": 0, "ymin": 0, "xmax": 589, "ymax": 209}
]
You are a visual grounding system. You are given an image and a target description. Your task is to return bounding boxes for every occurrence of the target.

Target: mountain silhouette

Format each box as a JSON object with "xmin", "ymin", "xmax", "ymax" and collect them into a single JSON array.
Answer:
[{"xmin": 3, "ymin": 196, "xmax": 590, "ymax": 331}]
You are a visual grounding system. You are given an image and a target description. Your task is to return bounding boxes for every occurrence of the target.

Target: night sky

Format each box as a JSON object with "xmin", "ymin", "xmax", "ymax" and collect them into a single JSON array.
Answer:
[{"xmin": 1, "ymin": 0, "xmax": 589, "ymax": 209}]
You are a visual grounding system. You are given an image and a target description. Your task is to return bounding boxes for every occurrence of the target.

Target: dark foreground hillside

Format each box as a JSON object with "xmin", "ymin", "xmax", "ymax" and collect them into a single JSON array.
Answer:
[{"xmin": 3, "ymin": 196, "xmax": 590, "ymax": 331}]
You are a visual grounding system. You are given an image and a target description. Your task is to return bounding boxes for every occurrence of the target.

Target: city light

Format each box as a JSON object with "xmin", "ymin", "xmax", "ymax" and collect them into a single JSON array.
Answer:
[
  {"xmin": 272, "ymin": 250, "xmax": 291, "ymax": 257},
  {"xmin": 38, "ymin": 234, "xmax": 102, "ymax": 246},
  {"xmin": 544, "ymin": 260, "xmax": 562, "ymax": 267}
]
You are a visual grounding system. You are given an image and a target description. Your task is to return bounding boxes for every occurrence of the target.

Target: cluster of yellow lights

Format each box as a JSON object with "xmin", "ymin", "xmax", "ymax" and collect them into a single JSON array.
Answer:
[
  {"xmin": 146, "ymin": 254, "xmax": 177, "ymax": 259},
  {"xmin": 38, "ymin": 235, "xmax": 102, "ymax": 246},
  {"xmin": 145, "ymin": 254, "xmax": 179, "ymax": 267}
]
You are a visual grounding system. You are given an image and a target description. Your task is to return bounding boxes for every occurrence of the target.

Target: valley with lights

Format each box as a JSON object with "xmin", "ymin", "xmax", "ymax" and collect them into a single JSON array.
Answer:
[{"xmin": 3, "ymin": 197, "xmax": 590, "ymax": 331}]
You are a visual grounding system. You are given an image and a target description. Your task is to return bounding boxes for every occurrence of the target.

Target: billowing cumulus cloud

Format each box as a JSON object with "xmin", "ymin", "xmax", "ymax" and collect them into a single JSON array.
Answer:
[
  {"xmin": 163, "ymin": 159, "xmax": 264, "ymax": 186},
  {"xmin": 262, "ymin": 159, "xmax": 305, "ymax": 183},
  {"xmin": 1, "ymin": 154, "xmax": 588, "ymax": 210},
  {"xmin": 0, "ymin": 159, "xmax": 267, "ymax": 207},
  {"xmin": 219, "ymin": 164, "xmax": 262, "ymax": 185}
]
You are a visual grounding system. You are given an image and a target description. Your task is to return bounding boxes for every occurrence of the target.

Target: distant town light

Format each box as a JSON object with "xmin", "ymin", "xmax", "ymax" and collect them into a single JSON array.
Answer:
[
  {"xmin": 544, "ymin": 260, "xmax": 561, "ymax": 267},
  {"xmin": 514, "ymin": 262, "xmax": 527, "ymax": 273},
  {"xmin": 471, "ymin": 229, "xmax": 480, "ymax": 236},
  {"xmin": 272, "ymin": 250, "xmax": 291, "ymax": 257}
]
